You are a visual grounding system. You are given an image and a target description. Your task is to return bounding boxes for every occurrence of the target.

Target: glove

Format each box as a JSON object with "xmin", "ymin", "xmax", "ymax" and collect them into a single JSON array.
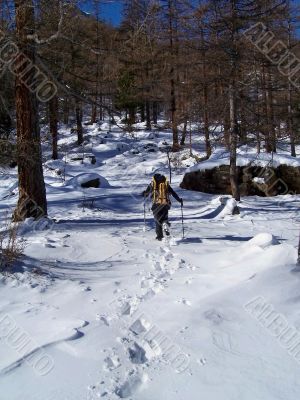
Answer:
[{"xmin": 180, "ymin": 198, "xmax": 183, "ymax": 206}]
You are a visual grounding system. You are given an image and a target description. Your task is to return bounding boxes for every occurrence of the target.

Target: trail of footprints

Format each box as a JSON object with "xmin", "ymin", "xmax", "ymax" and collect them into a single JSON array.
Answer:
[{"xmin": 90, "ymin": 243, "xmax": 192, "ymax": 399}]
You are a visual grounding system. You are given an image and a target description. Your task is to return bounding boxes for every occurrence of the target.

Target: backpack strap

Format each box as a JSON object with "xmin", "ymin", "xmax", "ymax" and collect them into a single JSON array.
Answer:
[{"xmin": 152, "ymin": 177, "xmax": 157, "ymax": 203}]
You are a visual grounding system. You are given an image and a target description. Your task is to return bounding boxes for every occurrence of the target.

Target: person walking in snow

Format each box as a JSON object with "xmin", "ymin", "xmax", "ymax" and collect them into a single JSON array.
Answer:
[{"xmin": 142, "ymin": 173, "xmax": 183, "ymax": 241}]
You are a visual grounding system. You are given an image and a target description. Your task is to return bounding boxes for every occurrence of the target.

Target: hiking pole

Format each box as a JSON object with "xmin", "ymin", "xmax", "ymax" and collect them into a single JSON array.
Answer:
[
  {"xmin": 143, "ymin": 199, "xmax": 146, "ymax": 232},
  {"xmin": 181, "ymin": 203, "xmax": 185, "ymax": 239}
]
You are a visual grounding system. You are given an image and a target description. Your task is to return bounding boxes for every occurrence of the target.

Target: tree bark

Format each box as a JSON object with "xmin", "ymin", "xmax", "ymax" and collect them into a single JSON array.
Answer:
[
  {"xmin": 168, "ymin": 0, "xmax": 179, "ymax": 150},
  {"xmin": 287, "ymin": 19, "xmax": 296, "ymax": 157},
  {"xmin": 180, "ymin": 119, "xmax": 187, "ymax": 146},
  {"xmin": 152, "ymin": 101, "xmax": 158, "ymax": 124},
  {"xmin": 140, "ymin": 104, "xmax": 145, "ymax": 122},
  {"xmin": 203, "ymin": 85, "xmax": 211, "ymax": 159},
  {"xmin": 228, "ymin": 0, "xmax": 240, "ymax": 202},
  {"xmin": 91, "ymin": 104, "xmax": 97, "ymax": 124},
  {"xmin": 63, "ymin": 97, "xmax": 69, "ymax": 125},
  {"xmin": 145, "ymin": 100, "xmax": 151, "ymax": 130},
  {"xmin": 49, "ymin": 95, "xmax": 58, "ymax": 160},
  {"xmin": 229, "ymin": 82, "xmax": 240, "ymax": 201},
  {"xmin": 13, "ymin": 0, "xmax": 47, "ymax": 222},
  {"xmin": 75, "ymin": 100, "xmax": 83, "ymax": 145}
]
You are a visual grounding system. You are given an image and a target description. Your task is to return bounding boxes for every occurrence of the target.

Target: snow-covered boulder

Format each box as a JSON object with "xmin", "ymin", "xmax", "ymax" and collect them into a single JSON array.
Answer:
[
  {"xmin": 66, "ymin": 173, "xmax": 110, "ymax": 189},
  {"xmin": 181, "ymin": 149, "xmax": 300, "ymax": 197}
]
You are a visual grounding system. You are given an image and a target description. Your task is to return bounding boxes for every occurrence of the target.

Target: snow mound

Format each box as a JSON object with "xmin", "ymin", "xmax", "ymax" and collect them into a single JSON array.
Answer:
[
  {"xmin": 66, "ymin": 173, "xmax": 110, "ymax": 189},
  {"xmin": 245, "ymin": 233, "xmax": 279, "ymax": 249},
  {"xmin": 209, "ymin": 196, "xmax": 239, "ymax": 219},
  {"xmin": 218, "ymin": 198, "xmax": 238, "ymax": 218},
  {"xmin": 18, "ymin": 217, "xmax": 54, "ymax": 235},
  {"xmin": 99, "ymin": 122, "xmax": 111, "ymax": 131}
]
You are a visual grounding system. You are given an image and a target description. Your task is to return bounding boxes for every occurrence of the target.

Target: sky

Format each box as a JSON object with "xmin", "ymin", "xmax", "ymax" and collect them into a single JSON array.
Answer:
[
  {"xmin": 98, "ymin": 1, "xmax": 124, "ymax": 26},
  {"xmin": 80, "ymin": 0, "xmax": 124, "ymax": 26},
  {"xmin": 80, "ymin": 0, "xmax": 300, "ymax": 31}
]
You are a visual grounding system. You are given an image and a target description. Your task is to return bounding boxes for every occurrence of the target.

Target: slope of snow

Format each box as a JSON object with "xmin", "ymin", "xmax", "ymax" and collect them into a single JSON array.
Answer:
[{"xmin": 0, "ymin": 123, "xmax": 300, "ymax": 400}]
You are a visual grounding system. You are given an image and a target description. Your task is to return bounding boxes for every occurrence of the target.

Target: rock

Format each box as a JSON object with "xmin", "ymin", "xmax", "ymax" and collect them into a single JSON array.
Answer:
[
  {"xmin": 81, "ymin": 178, "xmax": 100, "ymax": 188},
  {"xmin": 9, "ymin": 161, "xmax": 17, "ymax": 168},
  {"xmin": 181, "ymin": 164, "xmax": 300, "ymax": 197},
  {"xmin": 66, "ymin": 173, "xmax": 110, "ymax": 189},
  {"xmin": 69, "ymin": 153, "xmax": 96, "ymax": 165}
]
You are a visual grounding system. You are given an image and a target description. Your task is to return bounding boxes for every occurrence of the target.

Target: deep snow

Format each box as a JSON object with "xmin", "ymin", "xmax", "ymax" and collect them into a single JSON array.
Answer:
[{"xmin": 0, "ymin": 120, "xmax": 300, "ymax": 400}]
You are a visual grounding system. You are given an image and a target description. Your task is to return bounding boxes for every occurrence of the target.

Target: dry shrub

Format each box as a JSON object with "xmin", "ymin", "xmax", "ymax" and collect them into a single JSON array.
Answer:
[{"xmin": 0, "ymin": 218, "xmax": 25, "ymax": 272}]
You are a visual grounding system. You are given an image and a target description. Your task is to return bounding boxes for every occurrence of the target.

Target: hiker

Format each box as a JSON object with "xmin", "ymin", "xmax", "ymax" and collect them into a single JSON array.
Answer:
[{"xmin": 142, "ymin": 173, "xmax": 183, "ymax": 241}]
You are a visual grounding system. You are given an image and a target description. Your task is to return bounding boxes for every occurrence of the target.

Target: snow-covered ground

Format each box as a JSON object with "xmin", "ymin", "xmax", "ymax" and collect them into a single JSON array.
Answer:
[{"xmin": 1, "ymin": 121, "xmax": 300, "ymax": 400}]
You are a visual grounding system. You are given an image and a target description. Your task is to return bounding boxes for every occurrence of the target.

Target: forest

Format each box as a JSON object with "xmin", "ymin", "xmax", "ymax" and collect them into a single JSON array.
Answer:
[{"xmin": 1, "ymin": 0, "xmax": 300, "ymax": 215}]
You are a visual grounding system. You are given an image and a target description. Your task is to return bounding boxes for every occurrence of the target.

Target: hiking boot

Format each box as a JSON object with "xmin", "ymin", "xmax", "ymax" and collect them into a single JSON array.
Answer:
[
  {"xmin": 162, "ymin": 222, "xmax": 170, "ymax": 236},
  {"xmin": 156, "ymin": 236, "xmax": 163, "ymax": 241}
]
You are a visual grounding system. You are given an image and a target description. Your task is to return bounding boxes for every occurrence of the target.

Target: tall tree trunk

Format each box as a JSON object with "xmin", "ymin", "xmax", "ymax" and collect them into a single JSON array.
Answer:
[
  {"xmin": 201, "ymin": 28, "xmax": 211, "ymax": 158},
  {"xmin": 180, "ymin": 118, "xmax": 187, "ymax": 146},
  {"xmin": 170, "ymin": 73, "xmax": 178, "ymax": 149},
  {"xmin": 228, "ymin": 0, "xmax": 240, "ymax": 202},
  {"xmin": 13, "ymin": 0, "xmax": 47, "ymax": 221},
  {"xmin": 129, "ymin": 106, "xmax": 135, "ymax": 125},
  {"xmin": 224, "ymin": 106, "xmax": 230, "ymax": 150},
  {"xmin": 75, "ymin": 100, "xmax": 83, "ymax": 145},
  {"xmin": 99, "ymin": 94, "xmax": 103, "ymax": 121},
  {"xmin": 262, "ymin": 65, "xmax": 274, "ymax": 153},
  {"xmin": 288, "ymin": 82, "xmax": 296, "ymax": 157},
  {"xmin": 287, "ymin": 19, "xmax": 296, "ymax": 157},
  {"xmin": 152, "ymin": 101, "xmax": 158, "ymax": 124},
  {"xmin": 168, "ymin": 0, "xmax": 179, "ymax": 150},
  {"xmin": 91, "ymin": 104, "xmax": 97, "ymax": 124},
  {"xmin": 91, "ymin": 0, "xmax": 100, "ymax": 125},
  {"xmin": 229, "ymin": 82, "xmax": 240, "ymax": 201},
  {"xmin": 267, "ymin": 70, "xmax": 276, "ymax": 153},
  {"xmin": 63, "ymin": 97, "xmax": 69, "ymax": 125},
  {"xmin": 145, "ymin": 100, "xmax": 151, "ymax": 130},
  {"xmin": 49, "ymin": 95, "xmax": 58, "ymax": 160},
  {"xmin": 140, "ymin": 104, "xmax": 145, "ymax": 122},
  {"xmin": 203, "ymin": 86, "xmax": 212, "ymax": 159}
]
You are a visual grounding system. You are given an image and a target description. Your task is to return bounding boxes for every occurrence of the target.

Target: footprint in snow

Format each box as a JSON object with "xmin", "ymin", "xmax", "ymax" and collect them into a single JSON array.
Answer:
[
  {"xmin": 176, "ymin": 298, "xmax": 192, "ymax": 306},
  {"xmin": 140, "ymin": 277, "xmax": 155, "ymax": 289},
  {"xmin": 128, "ymin": 343, "xmax": 147, "ymax": 364},
  {"xmin": 103, "ymin": 355, "xmax": 121, "ymax": 371},
  {"xmin": 197, "ymin": 358, "xmax": 207, "ymax": 366},
  {"xmin": 96, "ymin": 315, "xmax": 110, "ymax": 326},
  {"xmin": 204, "ymin": 309, "xmax": 224, "ymax": 325},
  {"xmin": 115, "ymin": 371, "xmax": 148, "ymax": 399}
]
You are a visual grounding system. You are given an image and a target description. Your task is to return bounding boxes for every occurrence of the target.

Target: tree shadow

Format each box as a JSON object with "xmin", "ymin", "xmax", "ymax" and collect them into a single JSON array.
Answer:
[
  {"xmin": 180, "ymin": 237, "xmax": 202, "ymax": 244},
  {"xmin": 201, "ymin": 235, "xmax": 253, "ymax": 242}
]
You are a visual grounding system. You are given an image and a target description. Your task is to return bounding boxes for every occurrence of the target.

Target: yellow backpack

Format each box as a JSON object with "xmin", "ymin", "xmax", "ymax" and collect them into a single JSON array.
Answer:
[{"xmin": 152, "ymin": 177, "xmax": 170, "ymax": 205}]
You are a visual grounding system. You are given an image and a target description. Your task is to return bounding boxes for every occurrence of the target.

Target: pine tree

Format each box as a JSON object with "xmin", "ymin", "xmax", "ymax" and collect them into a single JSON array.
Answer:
[{"xmin": 13, "ymin": 0, "xmax": 47, "ymax": 221}]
